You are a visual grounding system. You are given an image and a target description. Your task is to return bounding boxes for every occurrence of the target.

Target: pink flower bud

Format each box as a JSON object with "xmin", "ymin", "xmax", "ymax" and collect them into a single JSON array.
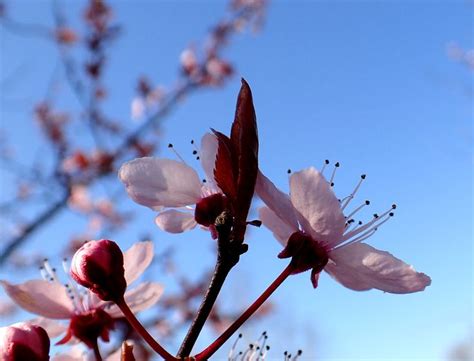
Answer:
[
  {"xmin": 0, "ymin": 322, "xmax": 50, "ymax": 361},
  {"xmin": 71, "ymin": 239, "xmax": 127, "ymax": 301}
]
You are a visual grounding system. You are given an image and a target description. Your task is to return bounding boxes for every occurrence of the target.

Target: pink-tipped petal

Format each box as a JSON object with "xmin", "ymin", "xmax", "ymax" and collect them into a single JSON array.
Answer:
[
  {"xmin": 106, "ymin": 282, "xmax": 164, "ymax": 318},
  {"xmin": 325, "ymin": 242, "xmax": 432, "ymax": 294},
  {"xmin": 119, "ymin": 157, "xmax": 202, "ymax": 209},
  {"xmin": 290, "ymin": 167, "xmax": 345, "ymax": 246},
  {"xmin": 255, "ymin": 171, "xmax": 299, "ymax": 230},
  {"xmin": 259, "ymin": 206, "xmax": 297, "ymax": 245},
  {"xmin": 123, "ymin": 241, "xmax": 154, "ymax": 285},
  {"xmin": 200, "ymin": 133, "xmax": 219, "ymax": 185},
  {"xmin": 0, "ymin": 280, "xmax": 74, "ymax": 319},
  {"xmin": 155, "ymin": 210, "xmax": 197, "ymax": 233}
]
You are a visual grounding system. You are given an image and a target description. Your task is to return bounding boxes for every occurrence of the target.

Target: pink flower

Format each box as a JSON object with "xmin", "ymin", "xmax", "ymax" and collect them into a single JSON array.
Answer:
[
  {"xmin": 0, "ymin": 322, "xmax": 50, "ymax": 361},
  {"xmin": 71, "ymin": 239, "xmax": 126, "ymax": 302},
  {"xmin": 1, "ymin": 241, "xmax": 163, "ymax": 349},
  {"xmin": 256, "ymin": 166, "xmax": 431, "ymax": 293},
  {"xmin": 119, "ymin": 133, "xmax": 224, "ymax": 235}
]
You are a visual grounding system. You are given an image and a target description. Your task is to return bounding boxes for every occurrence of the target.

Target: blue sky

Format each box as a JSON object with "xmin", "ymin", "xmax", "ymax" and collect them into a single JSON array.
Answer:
[{"xmin": 1, "ymin": 1, "xmax": 472, "ymax": 360}]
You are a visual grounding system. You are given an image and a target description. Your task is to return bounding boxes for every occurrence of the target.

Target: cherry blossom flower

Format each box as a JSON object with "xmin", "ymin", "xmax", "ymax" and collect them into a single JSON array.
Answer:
[
  {"xmin": 0, "ymin": 241, "xmax": 163, "ymax": 349},
  {"xmin": 119, "ymin": 79, "xmax": 259, "ymax": 243},
  {"xmin": 256, "ymin": 165, "xmax": 431, "ymax": 293},
  {"xmin": 119, "ymin": 132, "xmax": 223, "ymax": 236}
]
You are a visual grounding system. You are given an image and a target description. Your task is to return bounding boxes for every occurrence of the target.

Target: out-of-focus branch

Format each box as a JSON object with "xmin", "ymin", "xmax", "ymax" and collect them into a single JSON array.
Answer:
[{"xmin": 0, "ymin": 0, "xmax": 267, "ymax": 265}]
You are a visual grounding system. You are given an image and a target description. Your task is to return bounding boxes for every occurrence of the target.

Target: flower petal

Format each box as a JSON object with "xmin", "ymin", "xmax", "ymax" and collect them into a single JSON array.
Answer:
[
  {"xmin": 119, "ymin": 157, "xmax": 202, "ymax": 209},
  {"xmin": 155, "ymin": 210, "xmax": 197, "ymax": 234},
  {"xmin": 28, "ymin": 317, "xmax": 68, "ymax": 339},
  {"xmin": 200, "ymin": 133, "xmax": 219, "ymax": 185},
  {"xmin": 123, "ymin": 241, "xmax": 154, "ymax": 286},
  {"xmin": 290, "ymin": 167, "xmax": 345, "ymax": 246},
  {"xmin": 105, "ymin": 282, "xmax": 164, "ymax": 318},
  {"xmin": 255, "ymin": 171, "xmax": 299, "ymax": 230},
  {"xmin": 325, "ymin": 242, "xmax": 432, "ymax": 294},
  {"xmin": 259, "ymin": 206, "xmax": 297, "ymax": 245},
  {"xmin": 0, "ymin": 280, "xmax": 74, "ymax": 319}
]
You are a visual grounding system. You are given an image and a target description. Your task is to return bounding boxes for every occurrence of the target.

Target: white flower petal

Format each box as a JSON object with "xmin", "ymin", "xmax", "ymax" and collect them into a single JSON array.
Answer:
[
  {"xmin": 200, "ymin": 133, "xmax": 219, "ymax": 185},
  {"xmin": 28, "ymin": 317, "xmax": 68, "ymax": 339},
  {"xmin": 155, "ymin": 209, "xmax": 197, "ymax": 233},
  {"xmin": 0, "ymin": 280, "xmax": 74, "ymax": 319},
  {"xmin": 325, "ymin": 242, "xmax": 432, "ymax": 294},
  {"xmin": 119, "ymin": 157, "xmax": 202, "ymax": 209},
  {"xmin": 255, "ymin": 171, "xmax": 299, "ymax": 230},
  {"xmin": 259, "ymin": 206, "xmax": 296, "ymax": 245},
  {"xmin": 106, "ymin": 282, "xmax": 163, "ymax": 318},
  {"xmin": 290, "ymin": 167, "xmax": 345, "ymax": 246},
  {"xmin": 123, "ymin": 241, "xmax": 154, "ymax": 286}
]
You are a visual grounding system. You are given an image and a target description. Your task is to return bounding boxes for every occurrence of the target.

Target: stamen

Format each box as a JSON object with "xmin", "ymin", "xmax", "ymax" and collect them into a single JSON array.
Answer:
[
  {"xmin": 43, "ymin": 259, "xmax": 59, "ymax": 283},
  {"xmin": 292, "ymin": 350, "xmax": 303, "ymax": 361},
  {"xmin": 39, "ymin": 266, "xmax": 48, "ymax": 281},
  {"xmin": 167, "ymin": 143, "xmax": 187, "ymax": 164},
  {"xmin": 228, "ymin": 333, "xmax": 242, "ymax": 360},
  {"xmin": 341, "ymin": 206, "xmax": 396, "ymax": 242},
  {"xmin": 329, "ymin": 162, "xmax": 340, "ymax": 186},
  {"xmin": 341, "ymin": 174, "xmax": 366, "ymax": 211},
  {"xmin": 260, "ymin": 346, "xmax": 270, "ymax": 360},
  {"xmin": 321, "ymin": 159, "xmax": 330, "ymax": 175},
  {"xmin": 191, "ymin": 139, "xmax": 200, "ymax": 159},
  {"xmin": 345, "ymin": 200, "xmax": 370, "ymax": 220}
]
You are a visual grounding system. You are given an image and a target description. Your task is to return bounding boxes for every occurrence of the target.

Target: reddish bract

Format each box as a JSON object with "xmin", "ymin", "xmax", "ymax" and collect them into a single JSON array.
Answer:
[{"xmin": 212, "ymin": 78, "xmax": 259, "ymax": 242}]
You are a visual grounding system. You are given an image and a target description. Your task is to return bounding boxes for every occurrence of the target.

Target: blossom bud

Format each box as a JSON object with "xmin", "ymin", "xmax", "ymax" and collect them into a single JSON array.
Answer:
[
  {"xmin": 71, "ymin": 239, "xmax": 126, "ymax": 302},
  {"xmin": 0, "ymin": 322, "xmax": 50, "ymax": 361}
]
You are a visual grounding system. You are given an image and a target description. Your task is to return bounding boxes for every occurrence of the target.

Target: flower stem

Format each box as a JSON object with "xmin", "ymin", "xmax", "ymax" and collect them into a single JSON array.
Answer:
[
  {"xmin": 194, "ymin": 263, "xmax": 294, "ymax": 360},
  {"xmin": 177, "ymin": 211, "xmax": 241, "ymax": 357},
  {"xmin": 116, "ymin": 297, "xmax": 177, "ymax": 360}
]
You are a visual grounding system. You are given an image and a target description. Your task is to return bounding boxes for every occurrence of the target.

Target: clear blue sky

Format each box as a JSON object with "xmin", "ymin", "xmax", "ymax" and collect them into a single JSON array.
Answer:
[{"xmin": 1, "ymin": 1, "xmax": 472, "ymax": 360}]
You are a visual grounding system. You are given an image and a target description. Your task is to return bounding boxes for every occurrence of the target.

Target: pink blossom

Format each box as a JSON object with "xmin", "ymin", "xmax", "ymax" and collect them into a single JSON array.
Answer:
[
  {"xmin": 256, "ymin": 166, "xmax": 431, "ymax": 293},
  {"xmin": 119, "ymin": 133, "xmax": 223, "ymax": 235},
  {"xmin": 1, "ymin": 241, "xmax": 163, "ymax": 348},
  {"xmin": 0, "ymin": 322, "xmax": 50, "ymax": 361}
]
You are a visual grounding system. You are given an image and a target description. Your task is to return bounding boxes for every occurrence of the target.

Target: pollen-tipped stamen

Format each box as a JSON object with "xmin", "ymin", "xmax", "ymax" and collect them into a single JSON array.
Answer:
[
  {"xmin": 321, "ymin": 159, "xmax": 330, "ymax": 175},
  {"xmin": 167, "ymin": 143, "xmax": 187, "ymax": 164},
  {"xmin": 345, "ymin": 200, "xmax": 370, "ymax": 220},
  {"xmin": 329, "ymin": 162, "xmax": 340, "ymax": 186},
  {"xmin": 341, "ymin": 174, "xmax": 366, "ymax": 211}
]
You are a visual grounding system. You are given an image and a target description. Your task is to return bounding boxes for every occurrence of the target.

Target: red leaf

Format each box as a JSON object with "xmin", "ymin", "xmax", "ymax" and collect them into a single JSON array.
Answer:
[
  {"xmin": 212, "ymin": 129, "xmax": 237, "ymax": 202},
  {"xmin": 230, "ymin": 78, "xmax": 259, "ymax": 241}
]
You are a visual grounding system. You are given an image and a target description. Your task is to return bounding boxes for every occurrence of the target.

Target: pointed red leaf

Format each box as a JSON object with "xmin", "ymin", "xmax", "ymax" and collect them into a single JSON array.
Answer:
[
  {"xmin": 211, "ymin": 129, "xmax": 237, "ymax": 202},
  {"xmin": 230, "ymin": 78, "xmax": 259, "ymax": 241}
]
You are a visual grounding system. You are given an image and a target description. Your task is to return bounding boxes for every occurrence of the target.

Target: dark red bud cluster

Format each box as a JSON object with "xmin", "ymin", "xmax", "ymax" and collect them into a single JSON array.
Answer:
[
  {"xmin": 195, "ymin": 193, "xmax": 228, "ymax": 227},
  {"xmin": 57, "ymin": 308, "xmax": 115, "ymax": 350},
  {"xmin": 279, "ymin": 231, "xmax": 329, "ymax": 287}
]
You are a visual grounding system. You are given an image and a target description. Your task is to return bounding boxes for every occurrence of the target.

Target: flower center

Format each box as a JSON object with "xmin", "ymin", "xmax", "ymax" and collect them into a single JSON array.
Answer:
[
  {"xmin": 194, "ymin": 193, "xmax": 228, "ymax": 227},
  {"xmin": 278, "ymin": 231, "xmax": 329, "ymax": 274}
]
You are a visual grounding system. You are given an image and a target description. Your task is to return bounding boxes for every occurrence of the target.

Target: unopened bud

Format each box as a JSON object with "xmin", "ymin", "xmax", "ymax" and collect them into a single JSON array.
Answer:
[
  {"xmin": 71, "ymin": 239, "xmax": 126, "ymax": 301},
  {"xmin": 0, "ymin": 322, "xmax": 50, "ymax": 361}
]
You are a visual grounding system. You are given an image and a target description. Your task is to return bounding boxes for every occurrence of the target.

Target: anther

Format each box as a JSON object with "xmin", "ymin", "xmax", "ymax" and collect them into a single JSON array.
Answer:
[
  {"xmin": 389, "ymin": 212, "xmax": 394, "ymax": 216},
  {"xmin": 373, "ymin": 213, "xmax": 379, "ymax": 218},
  {"xmin": 191, "ymin": 140, "xmax": 194, "ymax": 144},
  {"xmin": 193, "ymin": 150, "xmax": 198, "ymax": 155},
  {"xmin": 321, "ymin": 159, "xmax": 330, "ymax": 174},
  {"xmin": 168, "ymin": 143, "xmax": 173, "ymax": 148},
  {"xmin": 361, "ymin": 174, "xmax": 366, "ymax": 179},
  {"xmin": 287, "ymin": 169, "xmax": 291, "ymax": 174},
  {"xmin": 365, "ymin": 200, "xmax": 370, "ymax": 205},
  {"xmin": 392, "ymin": 204, "xmax": 397, "ymax": 209}
]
